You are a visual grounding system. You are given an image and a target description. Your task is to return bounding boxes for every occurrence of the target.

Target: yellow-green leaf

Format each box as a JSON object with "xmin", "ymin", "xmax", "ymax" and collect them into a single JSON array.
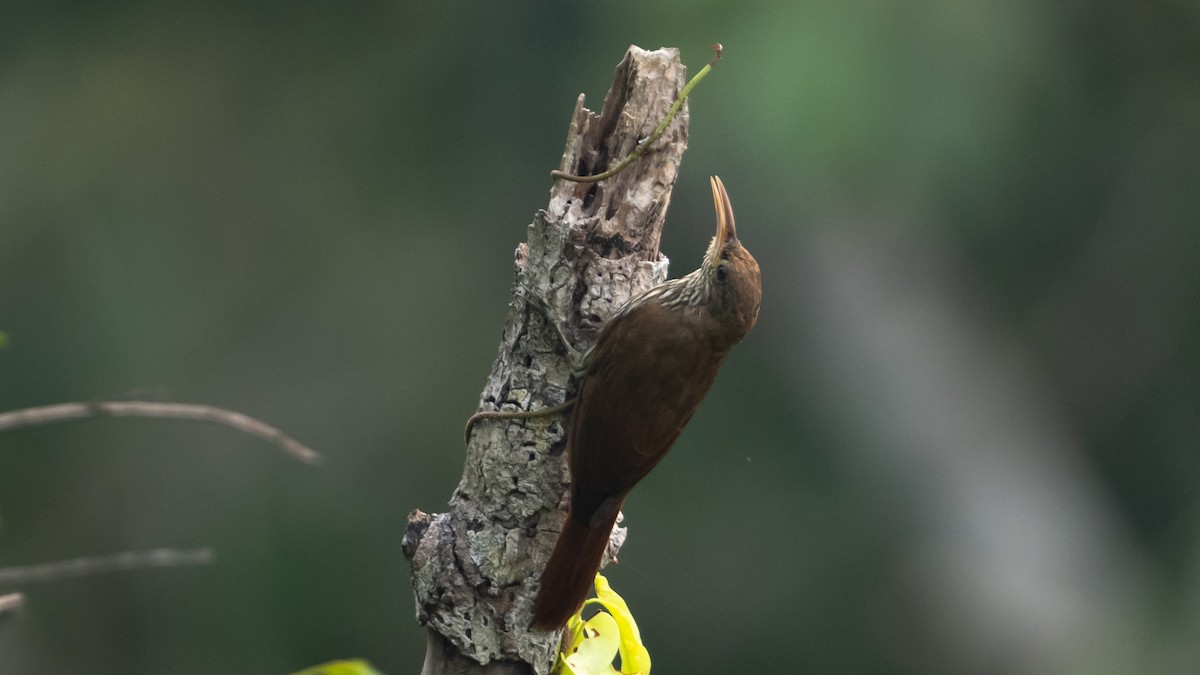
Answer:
[
  {"xmin": 562, "ymin": 611, "xmax": 620, "ymax": 675},
  {"xmin": 585, "ymin": 574, "xmax": 651, "ymax": 675},
  {"xmin": 289, "ymin": 659, "xmax": 383, "ymax": 675},
  {"xmin": 561, "ymin": 608, "xmax": 588, "ymax": 661},
  {"xmin": 554, "ymin": 572, "xmax": 652, "ymax": 675}
]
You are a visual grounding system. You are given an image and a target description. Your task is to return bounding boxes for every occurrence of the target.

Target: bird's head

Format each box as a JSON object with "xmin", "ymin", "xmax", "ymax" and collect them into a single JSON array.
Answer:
[{"xmin": 701, "ymin": 176, "xmax": 762, "ymax": 338}]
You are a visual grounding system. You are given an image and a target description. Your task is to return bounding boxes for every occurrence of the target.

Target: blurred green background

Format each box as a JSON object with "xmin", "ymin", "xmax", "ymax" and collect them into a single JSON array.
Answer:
[{"xmin": 2, "ymin": 1, "xmax": 1199, "ymax": 673}]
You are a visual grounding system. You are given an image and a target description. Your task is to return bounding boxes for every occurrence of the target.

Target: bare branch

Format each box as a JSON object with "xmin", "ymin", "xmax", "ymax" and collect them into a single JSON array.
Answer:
[
  {"xmin": 0, "ymin": 592, "xmax": 23, "ymax": 615},
  {"xmin": 0, "ymin": 547, "xmax": 214, "ymax": 585},
  {"xmin": 0, "ymin": 401, "xmax": 321, "ymax": 465}
]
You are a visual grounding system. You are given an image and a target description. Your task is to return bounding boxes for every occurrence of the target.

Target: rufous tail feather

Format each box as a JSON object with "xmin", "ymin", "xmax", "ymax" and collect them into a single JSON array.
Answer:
[{"xmin": 530, "ymin": 507, "xmax": 620, "ymax": 630}]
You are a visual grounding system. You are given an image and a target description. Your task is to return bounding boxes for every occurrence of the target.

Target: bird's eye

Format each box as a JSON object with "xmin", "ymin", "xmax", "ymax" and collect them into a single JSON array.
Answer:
[{"xmin": 716, "ymin": 263, "xmax": 728, "ymax": 282}]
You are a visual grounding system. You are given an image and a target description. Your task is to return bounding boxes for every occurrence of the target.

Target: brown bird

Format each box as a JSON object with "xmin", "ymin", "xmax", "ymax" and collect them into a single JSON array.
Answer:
[{"xmin": 531, "ymin": 176, "xmax": 762, "ymax": 630}]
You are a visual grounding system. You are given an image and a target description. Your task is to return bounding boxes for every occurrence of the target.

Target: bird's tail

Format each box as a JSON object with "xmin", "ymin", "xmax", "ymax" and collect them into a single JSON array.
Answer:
[{"xmin": 531, "ymin": 508, "xmax": 620, "ymax": 630}]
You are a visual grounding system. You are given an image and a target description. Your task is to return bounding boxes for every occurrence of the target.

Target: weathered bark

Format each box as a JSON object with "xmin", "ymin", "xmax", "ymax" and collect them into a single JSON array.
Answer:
[{"xmin": 404, "ymin": 45, "xmax": 690, "ymax": 674}]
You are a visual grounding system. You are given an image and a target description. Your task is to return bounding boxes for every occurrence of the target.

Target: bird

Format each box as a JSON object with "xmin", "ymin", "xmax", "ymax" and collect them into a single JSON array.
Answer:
[{"xmin": 531, "ymin": 175, "xmax": 762, "ymax": 630}]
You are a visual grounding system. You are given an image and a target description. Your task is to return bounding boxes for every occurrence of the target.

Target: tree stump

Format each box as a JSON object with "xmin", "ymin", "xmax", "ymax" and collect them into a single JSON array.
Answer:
[{"xmin": 405, "ymin": 45, "xmax": 690, "ymax": 675}]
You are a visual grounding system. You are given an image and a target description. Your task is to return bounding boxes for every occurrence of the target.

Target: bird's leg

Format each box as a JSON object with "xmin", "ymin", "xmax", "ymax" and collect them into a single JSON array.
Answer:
[{"xmin": 463, "ymin": 286, "xmax": 587, "ymax": 444}]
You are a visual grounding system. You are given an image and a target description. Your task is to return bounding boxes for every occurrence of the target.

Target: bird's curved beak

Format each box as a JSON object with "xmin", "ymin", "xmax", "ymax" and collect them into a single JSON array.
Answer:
[{"xmin": 709, "ymin": 176, "xmax": 738, "ymax": 246}]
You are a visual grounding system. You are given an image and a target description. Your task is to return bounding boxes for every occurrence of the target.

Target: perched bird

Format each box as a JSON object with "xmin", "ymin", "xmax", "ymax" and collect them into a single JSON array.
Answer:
[{"xmin": 531, "ymin": 176, "xmax": 762, "ymax": 629}]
